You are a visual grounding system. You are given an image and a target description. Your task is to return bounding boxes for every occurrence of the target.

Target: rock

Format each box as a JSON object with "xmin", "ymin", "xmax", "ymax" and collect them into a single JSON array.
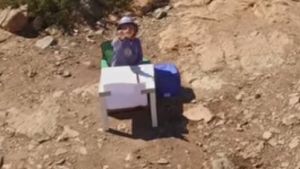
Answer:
[
  {"xmin": 62, "ymin": 71, "xmax": 72, "ymax": 78},
  {"xmin": 55, "ymin": 159, "xmax": 66, "ymax": 165},
  {"xmin": 35, "ymin": 36, "xmax": 55, "ymax": 49},
  {"xmin": 103, "ymin": 165, "xmax": 109, "ymax": 169},
  {"xmin": 235, "ymin": 91, "xmax": 245, "ymax": 101},
  {"xmin": 268, "ymin": 138, "xmax": 278, "ymax": 147},
  {"xmin": 211, "ymin": 156, "xmax": 236, "ymax": 169},
  {"xmin": 183, "ymin": 104, "xmax": 214, "ymax": 123},
  {"xmin": 27, "ymin": 70, "xmax": 37, "ymax": 78},
  {"xmin": 241, "ymin": 141, "xmax": 264, "ymax": 159},
  {"xmin": 282, "ymin": 114, "xmax": 300, "ymax": 126},
  {"xmin": 156, "ymin": 158, "xmax": 169, "ymax": 165},
  {"xmin": 76, "ymin": 146, "xmax": 88, "ymax": 155},
  {"xmin": 107, "ymin": 14, "xmax": 119, "ymax": 23},
  {"xmin": 288, "ymin": 137, "xmax": 299, "ymax": 149},
  {"xmin": 81, "ymin": 61, "xmax": 93, "ymax": 68},
  {"xmin": 0, "ymin": 5, "xmax": 28, "ymax": 33},
  {"xmin": 153, "ymin": 8, "xmax": 167, "ymax": 19},
  {"xmin": 57, "ymin": 125, "xmax": 79, "ymax": 141},
  {"xmin": 55, "ymin": 148, "xmax": 68, "ymax": 156},
  {"xmin": 281, "ymin": 162, "xmax": 289, "ymax": 168},
  {"xmin": 125, "ymin": 153, "xmax": 133, "ymax": 161},
  {"xmin": 117, "ymin": 123, "xmax": 127, "ymax": 131},
  {"xmin": 262, "ymin": 131, "xmax": 272, "ymax": 140},
  {"xmin": 94, "ymin": 29, "xmax": 104, "ymax": 35},
  {"xmin": 53, "ymin": 91, "xmax": 64, "ymax": 98},
  {"xmin": 70, "ymin": 42, "xmax": 78, "ymax": 47},
  {"xmin": 289, "ymin": 94, "xmax": 300, "ymax": 106},
  {"xmin": 191, "ymin": 99, "xmax": 197, "ymax": 104}
]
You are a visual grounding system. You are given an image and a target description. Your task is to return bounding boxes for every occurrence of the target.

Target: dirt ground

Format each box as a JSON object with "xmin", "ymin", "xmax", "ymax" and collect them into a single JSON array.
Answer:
[{"xmin": 1, "ymin": 0, "xmax": 300, "ymax": 169}]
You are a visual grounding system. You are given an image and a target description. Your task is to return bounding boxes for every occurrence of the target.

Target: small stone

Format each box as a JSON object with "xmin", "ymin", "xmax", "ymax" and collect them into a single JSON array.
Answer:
[
  {"xmin": 125, "ymin": 153, "xmax": 133, "ymax": 161},
  {"xmin": 281, "ymin": 162, "xmax": 289, "ymax": 168},
  {"xmin": 191, "ymin": 99, "xmax": 197, "ymax": 104},
  {"xmin": 117, "ymin": 123, "xmax": 127, "ymax": 131},
  {"xmin": 35, "ymin": 36, "xmax": 55, "ymax": 49},
  {"xmin": 54, "ymin": 50, "xmax": 60, "ymax": 55},
  {"xmin": 43, "ymin": 155, "xmax": 49, "ymax": 160},
  {"xmin": 153, "ymin": 8, "xmax": 167, "ymax": 19},
  {"xmin": 103, "ymin": 165, "xmax": 109, "ymax": 169},
  {"xmin": 108, "ymin": 14, "xmax": 118, "ymax": 23},
  {"xmin": 77, "ymin": 146, "xmax": 88, "ymax": 155},
  {"xmin": 94, "ymin": 29, "xmax": 104, "ymax": 35},
  {"xmin": 289, "ymin": 94, "xmax": 300, "ymax": 106},
  {"xmin": 163, "ymin": 5, "xmax": 172, "ymax": 11},
  {"xmin": 235, "ymin": 91, "xmax": 245, "ymax": 101},
  {"xmin": 156, "ymin": 158, "xmax": 169, "ymax": 165},
  {"xmin": 62, "ymin": 71, "xmax": 72, "ymax": 78},
  {"xmin": 250, "ymin": 31, "xmax": 259, "ymax": 36},
  {"xmin": 27, "ymin": 70, "xmax": 37, "ymax": 78},
  {"xmin": 55, "ymin": 159, "xmax": 65, "ymax": 165},
  {"xmin": 183, "ymin": 104, "xmax": 214, "ymax": 123},
  {"xmin": 53, "ymin": 90, "xmax": 64, "ymax": 98},
  {"xmin": 288, "ymin": 137, "xmax": 299, "ymax": 149},
  {"xmin": 262, "ymin": 131, "xmax": 272, "ymax": 140},
  {"xmin": 57, "ymin": 125, "xmax": 79, "ymax": 141},
  {"xmin": 268, "ymin": 138, "xmax": 278, "ymax": 147},
  {"xmin": 70, "ymin": 42, "xmax": 78, "ymax": 47},
  {"xmin": 55, "ymin": 148, "xmax": 68, "ymax": 156},
  {"xmin": 81, "ymin": 61, "xmax": 93, "ymax": 68}
]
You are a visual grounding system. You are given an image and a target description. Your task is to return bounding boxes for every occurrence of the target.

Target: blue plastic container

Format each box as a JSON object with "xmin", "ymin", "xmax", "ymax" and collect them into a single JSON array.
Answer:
[{"xmin": 154, "ymin": 63, "xmax": 181, "ymax": 98}]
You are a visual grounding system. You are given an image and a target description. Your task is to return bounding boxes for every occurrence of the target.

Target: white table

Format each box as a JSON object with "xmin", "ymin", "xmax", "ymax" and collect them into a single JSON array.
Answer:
[{"xmin": 98, "ymin": 64, "xmax": 157, "ymax": 130}]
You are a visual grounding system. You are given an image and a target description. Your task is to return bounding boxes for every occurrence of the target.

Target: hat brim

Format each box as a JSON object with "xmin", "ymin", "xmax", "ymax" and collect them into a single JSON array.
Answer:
[{"xmin": 117, "ymin": 22, "xmax": 138, "ymax": 31}]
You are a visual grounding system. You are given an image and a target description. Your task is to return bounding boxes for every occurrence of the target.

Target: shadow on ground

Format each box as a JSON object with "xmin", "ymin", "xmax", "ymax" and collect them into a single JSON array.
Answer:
[{"xmin": 107, "ymin": 87, "xmax": 195, "ymax": 141}]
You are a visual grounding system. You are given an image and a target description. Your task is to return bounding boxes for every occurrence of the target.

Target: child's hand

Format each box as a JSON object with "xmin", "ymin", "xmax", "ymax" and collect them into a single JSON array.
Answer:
[{"xmin": 117, "ymin": 30, "xmax": 125, "ymax": 40}]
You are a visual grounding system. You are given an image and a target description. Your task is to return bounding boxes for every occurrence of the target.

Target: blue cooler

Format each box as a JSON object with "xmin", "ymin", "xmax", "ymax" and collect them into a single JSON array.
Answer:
[{"xmin": 154, "ymin": 64, "xmax": 181, "ymax": 98}]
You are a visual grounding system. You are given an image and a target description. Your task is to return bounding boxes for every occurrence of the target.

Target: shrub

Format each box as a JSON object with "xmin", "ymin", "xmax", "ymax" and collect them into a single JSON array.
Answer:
[{"xmin": 0, "ymin": 0, "xmax": 132, "ymax": 29}]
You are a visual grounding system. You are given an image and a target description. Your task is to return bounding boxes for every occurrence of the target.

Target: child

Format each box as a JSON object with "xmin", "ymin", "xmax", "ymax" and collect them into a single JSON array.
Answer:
[{"xmin": 111, "ymin": 16, "xmax": 143, "ymax": 67}]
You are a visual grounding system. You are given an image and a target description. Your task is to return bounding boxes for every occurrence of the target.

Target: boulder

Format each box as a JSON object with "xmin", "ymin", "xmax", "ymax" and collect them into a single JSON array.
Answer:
[{"xmin": 0, "ymin": 5, "xmax": 28, "ymax": 33}]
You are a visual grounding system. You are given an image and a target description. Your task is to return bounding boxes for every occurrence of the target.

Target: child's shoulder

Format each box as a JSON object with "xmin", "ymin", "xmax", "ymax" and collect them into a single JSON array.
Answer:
[{"xmin": 132, "ymin": 38, "xmax": 141, "ymax": 44}]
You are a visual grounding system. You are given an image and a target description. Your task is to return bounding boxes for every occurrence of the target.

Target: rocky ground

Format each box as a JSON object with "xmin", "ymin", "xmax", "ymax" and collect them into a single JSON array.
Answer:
[{"xmin": 1, "ymin": 0, "xmax": 300, "ymax": 169}]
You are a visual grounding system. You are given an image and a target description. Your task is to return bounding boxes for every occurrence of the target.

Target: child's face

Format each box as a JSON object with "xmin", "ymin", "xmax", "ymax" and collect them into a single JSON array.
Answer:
[{"xmin": 119, "ymin": 24, "xmax": 136, "ymax": 38}]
